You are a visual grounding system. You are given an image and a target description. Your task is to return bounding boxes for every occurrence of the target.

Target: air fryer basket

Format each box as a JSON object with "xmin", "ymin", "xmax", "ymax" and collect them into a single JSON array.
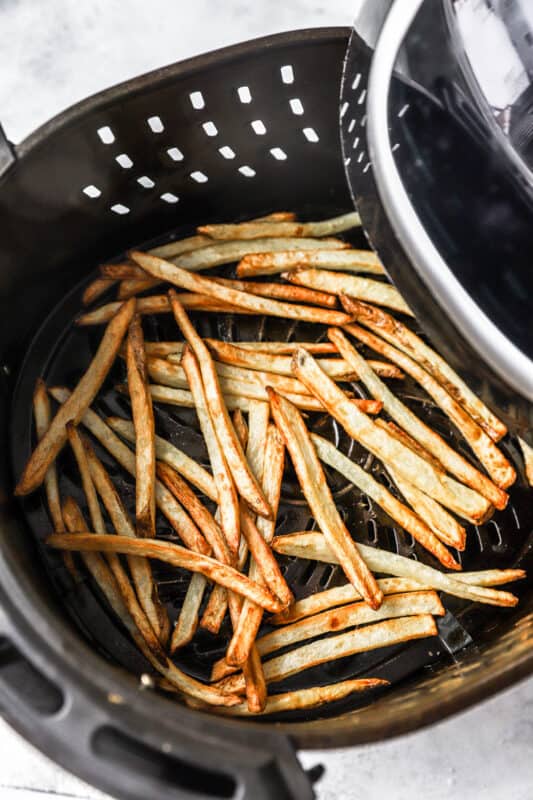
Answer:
[{"xmin": 0, "ymin": 28, "xmax": 532, "ymax": 800}]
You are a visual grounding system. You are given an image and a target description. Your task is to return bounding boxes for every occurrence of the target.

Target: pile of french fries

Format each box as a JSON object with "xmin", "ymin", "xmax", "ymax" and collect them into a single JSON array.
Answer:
[{"xmin": 15, "ymin": 210, "xmax": 530, "ymax": 716}]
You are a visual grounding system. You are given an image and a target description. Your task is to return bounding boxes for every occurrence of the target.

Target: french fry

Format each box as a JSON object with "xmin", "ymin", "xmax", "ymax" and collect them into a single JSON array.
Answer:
[
  {"xmin": 236, "ymin": 249, "xmax": 384, "ymax": 278},
  {"xmin": 144, "ymin": 383, "xmax": 252, "ymax": 412},
  {"xmin": 518, "ymin": 437, "xmax": 533, "ymax": 487},
  {"xmin": 272, "ymin": 532, "xmax": 520, "ymax": 607},
  {"xmin": 216, "ymin": 615, "xmax": 437, "ymax": 694},
  {"xmin": 198, "ymin": 211, "xmax": 361, "ymax": 240},
  {"xmin": 204, "ymin": 339, "xmax": 402, "ymax": 380},
  {"xmin": 46, "ymin": 534, "xmax": 285, "ymax": 614},
  {"xmin": 269, "ymin": 389, "xmax": 382, "ymax": 608},
  {"xmin": 284, "ymin": 269, "xmax": 413, "ymax": 316},
  {"xmin": 342, "ymin": 317, "xmax": 515, "ymax": 490},
  {"xmin": 100, "ymin": 264, "xmax": 148, "ymax": 280},
  {"xmin": 293, "ymin": 348, "xmax": 491, "ymax": 526},
  {"xmin": 107, "ymin": 416, "xmax": 218, "ymax": 502},
  {"xmin": 62, "ymin": 493, "xmax": 165, "ymax": 661},
  {"xmin": 169, "ymin": 294, "xmax": 272, "ymax": 519},
  {"xmin": 118, "ymin": 277, "xmax": 160, "ymax": 300},
  {"xmin": 172, "ymin": 572, "xmax": 208, "ymax": 651},
  {"xmin": 127, "ymin": 315, "xmax": 156, "ymax": 538},
  {"xmin": 142, "ymin": 340, "xmax": 338, "ymax": 358},
  {"xmin": 269, "ymin": 570, "xmax": 525, "ymax": 626},
  {"xmin": 377, "ymin": 419, "xmax": 444, "ymax": 472},
  {"xmin": 311, "ymin": 433, "xmax": 464, "ymax": 566},
  {"xmin": 82, "ymin": 277, "xmax": 116, "ymax": 306},
  {"xmin": 329, "ymin": 328, "xmax": 506, "ymax": 511},
  {"xmin": 191, "ymin": 678, "xmax": 389, "ymax": 716},
  {"xmin": 48, "ymin": 387, "xmax": 209, "ymax": 555},
  {"xmin": 16, "ymin": 298, "xmax": 136, "ymax": 496},
  {"xmin": 342, "ymin": 298, "xmax": 507, "ymax": 442},
  {"xmin": 168, "ymin": 236, "xmax": 349, "ymax": 272},
  {"xmin": 76, "ymin": 294, "xmax": 255, "ymax": 326},
  {"xmin": 82, "ymin": 438, "xmax": 170, "ymax": 645},
  {"xmin": 211, "ymin": 277, "xmax": 338, "ymax": 308},
  {"xmin": 129, "ymin": 252, "xmax": 353, "ymax": 327}
]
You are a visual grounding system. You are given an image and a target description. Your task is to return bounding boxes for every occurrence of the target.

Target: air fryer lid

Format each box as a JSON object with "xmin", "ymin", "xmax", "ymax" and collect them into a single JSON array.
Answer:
[{"xmin": 341, "ymin": 0, "xmax": 533, "ymax": 443}]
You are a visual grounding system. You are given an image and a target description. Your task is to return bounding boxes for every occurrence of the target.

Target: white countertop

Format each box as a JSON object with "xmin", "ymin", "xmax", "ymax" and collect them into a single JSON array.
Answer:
[{"xmin": 0, "ymin": 2, "xmax": 532, "ymax": 798}]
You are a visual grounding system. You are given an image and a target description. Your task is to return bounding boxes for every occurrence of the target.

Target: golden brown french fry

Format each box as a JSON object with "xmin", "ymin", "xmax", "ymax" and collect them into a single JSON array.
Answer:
[
  {"xmin": 81, "ymin": 438, "xmax": 170, "ymax": 645},
  {"xmin": 82, "ymin": 277, "xmax": 116, "ymax": 306},
  {"xmin": 62, "ymin": 492, "xmax": 165, "ymax": 661},
  {"xmin": 77, "ymin": 294, "xmax": 256, "ymax": 326},
  {"xmin": 48, "ymin": 387, "xmax": 209, "ymax": 555},
  {"xmin": 168, "ymin": 236, "xmax": 349, "ymax": 272},
  {"xmin": 236, "ymin": 249, "xmax": 384, "ymax": 278},
  {"xmin": 217, "ymin": 615, "xmax": 437, "ymax": 694},
  {"xmin": 329, "ymin": 327, "xmax": 506, "ymax": 511},
  {"xmin": 200, "ymin": 585, "xmax": 228, "ymax": 633},
  {"xmin": 142, "ymin": 341, "xmax": 337, "ymax": 358},
  {"xmin": 518, "ymin": 437, "xmax": 533, "ymax": 487},
  {"xmin": 127, "ymin": 315, "xmax": 156, "ymax": 538},
  {"xmin": 181, "ymin": 346, "xmax": 241, "ymax": 555},
  {"xmin": 310, "ymin": 433, "xmax": 464, "ymax": 567},
  {"xmin": 16, "ymin": 298, "xmax": 136, "ymax": 496},
  {"xmin": 204, "ymin": 339, "xmax": 402, "ymax": 380},
  {"xmin": 100, "ymin": 263, "xmax": 147, "ymax": 280},
  {"xmin": 191, "ymin": 678, "xmax": 389, "ymax": 716},
  {"xmin": 107, "ymin": 416, "xmax": 218, "ymax": 502},
  {"xmin": 342, "ymin": 298, "xmax": 507, "ymax": 442},
  {"xmin": 269, "ymin": 388, "xmax": 382, "ymax": 608},
  {"xmin": 118, "ymin": 277, "xmax": 160, "ymax": 300},
  {"xmin": 293, "ymin": 349, "xmax": 490, "ymax": 527},
  {"xmin": 268, "ymin": 570, "xmax": 525, "ymax": 626},
  {"xmin": 272, "ymin": 532, "xmax": 520, "ymax": 607},
  {"xmin": 47, "ymin": 533, "xmax": 284, "ymax": 613},
  {"xmin": 129, "ymin": 252, "xmax": 354, "ymax": 327},
  {"xmin": 342, "ymin": 316, "xmax": 514, "ymax": 490},
  {"xmin": 284, "ymin": 269, "xmax": 413, "ymax": 316},
  {"xmin": 170, "ymin": 295, "xmax": 272, "ymax": 519},
  {"xmin": 377, "ymin": 419, "xmax": 444, "ymax": 472},
  {"xmin": 198, "ymin": 211, "xmax": 361, "ymax": 240},
  {"xmin": 210, "ymin": 277, "xmax": 338, "ymax": 308}
]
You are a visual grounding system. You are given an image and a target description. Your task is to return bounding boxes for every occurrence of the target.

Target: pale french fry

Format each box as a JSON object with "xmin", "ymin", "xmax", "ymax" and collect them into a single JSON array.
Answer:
[
  {"xmin": 191, "ymin": 678, "xmax": 389, "ymax": 716},
  {"xmin": 294, "ymin": 349, "xmax": 490, "ymax": 526},
  {"xmin": 46, "ymin": 533, "xmax": 285, "ymax": 614},
  {"xmin": 329, "ymin": 327, "xmax": 506, "ymax": 511},
  {"xmin": 342, "ymin": 316, "xmax": 515, "ymax": 490},
  {"xmin": 244, "ymin": 400, "xmax": 270, "ymax": 483},
  {"xmin": 168, "ymin": 236, "xmax": 349, "ymax": 272},
  {"xmin": 143, "ymin": 341, "xmax": 338, "ymax": 358},
  {"xmin": 16, "ymin": 298, "xmax": 136, "ymax": 496},
  {"xmin": 100, "ymin": 264, "xmax": 147, "ymax": 280},
  {"xmin": 82, "ymin": 277, "xmax": 116, "ymax": 306},
  {"xmin": 211, "ymin": 277, "xmax": 338, "ymax": 308},
  {"xmin": 145, "ymin": 383, "xmax": 252, "ymax": 412},
  {"xmin": 169, "ymin": 295, "xmax": 272, "ymax": 520},
  {"xmin": 269, "ymin": 389, "xmax": 382, "ymax": 608},
  {"xmin": 76, "ymin": 294, "xmax": 255, "ymax": 326},
  {"xmin": 62, "ymin": 494, "xmax": 165, "ymax": 661},
  {"xmin": 129, "ymin": 252, "xmax": 353, "ymax": 327},
  {"xmin": 198, "ymin": 211, "xmax": 361, "ymax": 240},
  {"xmin": 284, "ymin": 269, "xmax": 413, "ymax": 316},
  {"xmin": 217, "ymin": 615, "xmax": 437, "ymax": 694},
  {"xmin": 236, "ymin": 249, "xmax": 384, "ymax": 278},
  {"xmin": 518, "ymin": 437, "xmax": 533, "ymax": 487},
  {"xmin": 204, "ymin": 339, "xmax": 402, "ymax": 380},
  {"xmin": 127, "ymin": 315, "xmax": 156, "ymax": 538},
  {"xmin": 82, "ymin": 439, "xmax": 170, "ymax": 645},
  {"xmin": 377, "ymin": 419, "xmax": 444, "ymax": 472},
  {"xmin": 272, "ymin": 532, "xmax": 520, "ymax": 607},
  {"xmin": 48, "ymin": 387, "xmax": 209, "ymax": 555},
  {"xmin": 268, "ymin": 570, "xmax": 525, "ymax": 626},
  {"xmin": 107, "ymin": 416, "xmax": 218, "ymax": 502},
  {"xmin": 342, "ymin": 298, "xmax": 507, "ymax": 442},
  {"xmin": 118, "ymin": 277, "xmax": 160, "ymax": 300},
  {"xmin": 172, "ymin": 573, "xmax": 208, "ymax": 651},
  {"xmin": 311, "ymin": 433, "xmax": 464, "ymax": 567},
  {"xmin": 181, "ymin": 347, "xmax": 241, "ymax": 555}
]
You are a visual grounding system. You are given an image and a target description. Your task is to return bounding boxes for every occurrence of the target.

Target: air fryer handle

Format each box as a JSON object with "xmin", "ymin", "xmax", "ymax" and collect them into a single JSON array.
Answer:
[{"xmin": 0, "ymin": 605, "xmax": 318, "ymax": 800}]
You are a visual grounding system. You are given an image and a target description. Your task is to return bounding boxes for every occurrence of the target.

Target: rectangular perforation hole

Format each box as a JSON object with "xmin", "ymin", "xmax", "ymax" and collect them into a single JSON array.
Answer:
[
  {"xmin": 352, "ymin": 72, "xmax": 362, "ymax": 90},
  {"xmin": 97, "ymin": 126, "xmax": 115, "ymax": 144},
  {"xmin": 358, "ymin": 89, "xmax": 367, "ymax": 105},
  {"xmin": 238, "ymin": 165, "xmax": 255, "ymax": 177},
  {"xmin": 303, "ymin": 127, "xmax": 319, "ymax": 143},
  {"xmin": 348, "ymin": 118, "xmax": 356, "ymax": 133},
  {"xmin": 92, "ymin": 727, "xmax": 236, "ymax": 798},
  {"xmin": 137, "ymin": 176, "xmax": 155, "ymax": 188},
  {"xmin": 280, "ymin": 64, "xmax": 294, "ymax": 84},
  {"xmin": 202, "ymin": 121, "xmax": 218, "ymax": 137},
  {"xmin": 111, "ymin": 203, "xmax": 130, "ymax": 215},
  {"xmin": 189, "ymin": 91, "xmax": 205, "ymax": 110},
  {"xmin": 251, "ymin": 119, "xmax": 266, "ymax": 135},
  {"xmin": 83, "ymin": 185, "xmax": 101, "ymax": 198},
  {"xmin": 289, "ymin": 98, "xmax": 304, "ymax": 115},
  {"xmin": 115, "ymin": 153, "xmax": 133, "ymax": 169},
  {"xmin": 190, "ymin": 171, "xmax": 208, "ymax": 183},
  {"xmin": 160, "ymin": 192, "xmax": 179, "ymax": 203},
  {"xmin": 147, "ymin": 116, "xmax": 164, "ymax": 133},
  {"xmin": 237, "ymin": 85, "xmax": 252, "ymax": 103},
  {"xmin": 270, "ymin": 147, "xmax": 287, "ymax": 161},
  {"xmin": 167, "ymin": 147, "xmax": 184, "ymax": 162},
  {"xmin": 219, "ymin": 146, "xmax": 235, "ymax": 159},
  {"xmin": 340, "ymin": 101, "xmax": 349, "ymax": 119}
]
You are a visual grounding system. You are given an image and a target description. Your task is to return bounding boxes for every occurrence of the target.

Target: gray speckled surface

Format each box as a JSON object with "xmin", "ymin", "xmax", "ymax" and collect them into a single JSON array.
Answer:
[{"xmin": 0, "ymin": 2, "xmax": 531, "ymax": 798}]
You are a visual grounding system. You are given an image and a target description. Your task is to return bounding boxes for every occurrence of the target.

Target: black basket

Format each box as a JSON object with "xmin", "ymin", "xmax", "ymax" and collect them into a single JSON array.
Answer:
[{"xmin": 0, "ymin": 29, "xmax": 531, "ymax": 800}]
